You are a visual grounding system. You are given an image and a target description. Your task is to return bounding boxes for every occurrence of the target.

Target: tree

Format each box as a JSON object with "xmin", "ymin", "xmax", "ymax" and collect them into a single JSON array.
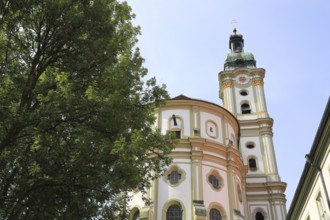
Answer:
[{"xmin": 0, "ymin": 0, "xmax": 175, "ymax": 219}]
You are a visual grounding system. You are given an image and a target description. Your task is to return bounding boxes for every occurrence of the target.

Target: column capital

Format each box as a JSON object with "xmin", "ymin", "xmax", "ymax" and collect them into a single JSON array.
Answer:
[
  {"xmin": 222, "ymin": 81, "xmax": 234, "ymax": 90},
  {"xmin": 252, "ymin": 80, "xmax": 264, "ymax": 86}
]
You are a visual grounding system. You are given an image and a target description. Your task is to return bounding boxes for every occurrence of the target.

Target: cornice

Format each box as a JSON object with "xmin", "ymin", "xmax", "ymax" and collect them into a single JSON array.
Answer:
[
  {"xmin": 239, "ymin": 118, "xmax": 274, "ymax": 136},
  {"xmin": 227, "ymin": 148, "xmax": 247, "ymax": 177},
  {"xmin": 252, "ymin": 80, "xmax": 264, "ymax": 86},
  {"xmin": 161, "ymin": 98, "xmax": 240, "ymax": 138},
  {"xmin": 239, "ymin": 117, "xmax": 274, "ymax": 127},
  {"xmin": 164, "ymin": 99, "xmax": 238, "ymax": 128},
  {"xmin": 246, "ymin": 182, "xmax": 287, "ymax": 193},
  {"xmin": 219, "ymin": 67, "xmax": 265, "ymax": 81},
  {"xmin": 246, "ymin": 194, "xmax": 287, "ymax": 203},
  {"xmin": 167, "ymin": 137, "xmax": 247, "ymax": 174}
]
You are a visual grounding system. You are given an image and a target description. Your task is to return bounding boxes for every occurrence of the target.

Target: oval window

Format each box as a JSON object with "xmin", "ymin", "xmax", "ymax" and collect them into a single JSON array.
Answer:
[
  {"xmin": 246, "ymin": 143, "xmax": 255, "ymax": 149},
  {"xmin": 240, "ymin": 90, "xmax": 248, "ymax": 96}
]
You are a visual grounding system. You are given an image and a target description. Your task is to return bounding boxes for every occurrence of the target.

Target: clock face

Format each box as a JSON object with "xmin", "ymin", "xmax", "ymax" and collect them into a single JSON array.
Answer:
[{"xmin": 236, "ymin": 74, "xmax": 250, "ymax": 85}]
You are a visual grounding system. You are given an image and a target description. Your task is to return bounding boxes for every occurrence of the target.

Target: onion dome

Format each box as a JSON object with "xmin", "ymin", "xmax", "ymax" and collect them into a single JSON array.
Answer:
[{"xmin": 224, "ymin": 29, "xmax": 256, "ymax": 70}]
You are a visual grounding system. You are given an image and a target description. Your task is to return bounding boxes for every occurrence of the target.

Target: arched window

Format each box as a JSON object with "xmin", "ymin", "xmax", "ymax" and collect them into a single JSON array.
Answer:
[
  {"xmin": 210, "ymin": 208, "xmax": 222, "ymax": 220},
  {"xmin": 255, "ymin": 211, "xmax": 264, "ymax": 220},
  {"xmin": 316, "ymin": 193, "xmax": 326, "ymax": 218},
  {"xmin": 132, "ymin": 210, "xmax": 139, "ymax": 220},
  {"xmin": 170, "ymin": 115, "xmax": 182, "ymax": 139},
  {"xmin": 232, "ymin": 41, "xmax": 243, "ymax": 52},
  {"xmin": 241, "ymin": 103, "xmax": 251, "ymax": 114},
  {"xmin": 249, "ymin": 158, "xmax": 257, "ymax": 171},
  {"xmin": 167, "ymin": 204, "xmax": 182, "ymax": 220},
  {"xmin": 174, "ymin": 130, "xmax": 181, "ymax": 139}
]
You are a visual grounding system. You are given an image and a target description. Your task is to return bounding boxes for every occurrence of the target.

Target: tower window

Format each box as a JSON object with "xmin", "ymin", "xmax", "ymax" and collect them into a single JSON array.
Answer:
[
  {"xmin": 241, "ymin": 103, "xmax": 251, "ymax": 114},
  {"xmin": 232, "ymin": 42, "xmax": 243, "ymax": 53},
  {"xmin": 255, "ymin": 212, "xmax": 264, "ymax": 220},
  {"xmin": 168, "ymin": 170, "xmax": 181, "ymax": 185},
  {"xmin": 246, "ymin": 143, "xmax": 255, "ymax": 149},
  {"xmin": 210, "ymin": 208, "xmax": 222, "ymax": 220},
  {"xmin": 167, "ymin": 204, "xmax": 182, "ymax": 220},
  {"xmin": 249, "ymin": 158, "xmax": 257, "ymax": 171},
  {"xmin": 240, "ymin": 90, "xmax": 248, "ymax": 96}
]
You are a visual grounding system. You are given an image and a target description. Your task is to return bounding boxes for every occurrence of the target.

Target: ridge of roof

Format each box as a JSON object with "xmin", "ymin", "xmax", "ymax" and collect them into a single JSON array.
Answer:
[{"xmin": 171, "ymin": 94, "xmax": 191, "ymax": 100}]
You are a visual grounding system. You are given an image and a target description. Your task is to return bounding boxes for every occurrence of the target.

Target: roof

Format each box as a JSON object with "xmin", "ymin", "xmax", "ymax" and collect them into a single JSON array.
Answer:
[
  {"xmin": 170, "ymin": 94, "xmax": 226, "ymax": 111},
  {"xmin": 171, "ymin": 94, "xmax": 192, "ymax": 100}
]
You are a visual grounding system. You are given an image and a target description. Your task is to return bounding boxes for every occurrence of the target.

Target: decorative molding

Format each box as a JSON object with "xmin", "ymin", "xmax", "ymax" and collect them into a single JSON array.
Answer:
[
  {"xmin": 193, "ymin": 200, "xmax": 207, "ymax": 217},
  {"xmin": 222, "ymin": 81, "xmax": 234, "ymax": 90},
  {"xmin": 205, "ymin": 120, "xmax": 218, "ymax": 139},
  {"xmin": 237, "ymin": 183, "xmax": 243, "ymax": 203},
  {"xmin": 162, "ymin": 165, "xmax": 186, "ymax": 187},
  {"xmin": 219, "ymin": 67, "xmax": 266, "ymax": 81},
  {"xmin": 234, "ymin": 209, "xmax": 245, "ymax": 218},
  {"xmin": 193, "ymin": 200, "xmax": 204, "ymax": 205},
  {"xmin": 206, "ymin": 169, "xmax": 224, "ymax": 191},
  {"xmin": 252, "ymin": 80, "xmax": 264, "ymax": 86}
]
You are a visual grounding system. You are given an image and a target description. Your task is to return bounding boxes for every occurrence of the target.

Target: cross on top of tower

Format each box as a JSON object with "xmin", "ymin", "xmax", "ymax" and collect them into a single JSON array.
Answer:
[{"xmin": 231, "ymin": 19, "xmax": 237, "ymax": 33}]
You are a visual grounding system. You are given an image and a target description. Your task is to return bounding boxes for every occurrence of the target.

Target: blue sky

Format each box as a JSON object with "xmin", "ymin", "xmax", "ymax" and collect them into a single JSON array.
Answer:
[{"xmin": 126, "ymin": 0, "xmax": 330, "ymax": 208}]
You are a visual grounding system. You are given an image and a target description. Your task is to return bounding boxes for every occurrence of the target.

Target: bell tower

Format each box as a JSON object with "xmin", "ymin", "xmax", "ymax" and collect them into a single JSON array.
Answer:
[{"xmin": 219, "ymin": 29, "xmax": 287, "ymax": 219}]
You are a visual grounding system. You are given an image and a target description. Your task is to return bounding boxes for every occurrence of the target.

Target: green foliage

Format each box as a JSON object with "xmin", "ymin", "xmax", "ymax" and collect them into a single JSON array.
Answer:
[{"xmin": 0, "ymin": 0, "xmax": 175, "ymax": 219}]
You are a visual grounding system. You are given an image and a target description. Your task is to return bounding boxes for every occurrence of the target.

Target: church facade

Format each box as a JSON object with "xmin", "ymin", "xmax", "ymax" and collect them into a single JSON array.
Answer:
[{"xmin": 129, "ymin": 30, "xmax": 287, "ymax": 220}]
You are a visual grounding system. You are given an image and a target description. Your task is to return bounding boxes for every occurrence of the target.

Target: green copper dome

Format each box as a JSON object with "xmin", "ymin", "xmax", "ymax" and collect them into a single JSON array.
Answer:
[{"xmin": 224, "ymin": 29, "xmax": 256, "ymax": 70}]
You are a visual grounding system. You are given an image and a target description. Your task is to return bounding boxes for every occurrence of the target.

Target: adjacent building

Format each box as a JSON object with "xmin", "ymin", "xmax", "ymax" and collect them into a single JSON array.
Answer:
[
  {"xmin": 129, "ymin": 30, "xmax": 287, "ymax": 220},
  {"xmin": 287, "ymin": 98, "xmax": 330, "ymax": 220}
]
